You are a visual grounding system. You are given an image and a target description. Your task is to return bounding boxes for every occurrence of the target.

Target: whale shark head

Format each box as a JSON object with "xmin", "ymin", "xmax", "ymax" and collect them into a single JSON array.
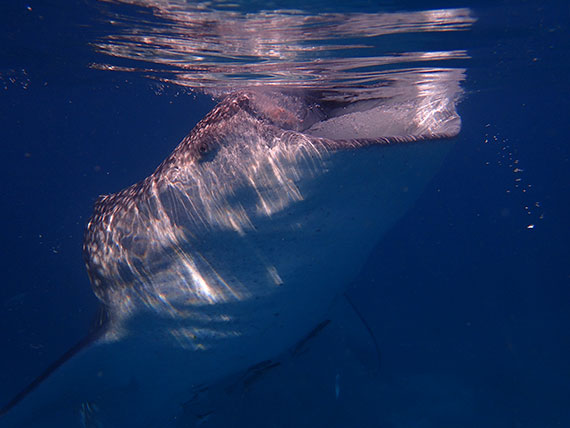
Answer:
[
  {"xmin": 83, "ymin": 77, "xmax": 462, "ymax": 341},
  {"xmin": 1, "ymin": 71, "xmax": 463, "ymax": 427}
]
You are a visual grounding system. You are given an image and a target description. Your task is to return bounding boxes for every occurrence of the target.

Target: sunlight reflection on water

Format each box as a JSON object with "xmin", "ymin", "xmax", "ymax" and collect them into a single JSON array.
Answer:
[{"xmin": 93, "ymin": 1, "xmax": 475, "ymax": 92}]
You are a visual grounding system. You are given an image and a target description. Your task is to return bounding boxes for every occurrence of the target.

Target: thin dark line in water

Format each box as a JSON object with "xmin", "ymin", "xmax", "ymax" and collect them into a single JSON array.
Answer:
[
  {"xmin": 343, "ymin": 292, "xmax": 381, "ymax": 370},
  {"xmin": 0, "ymin": 306, "xmax": 110, "ymax": 418}
]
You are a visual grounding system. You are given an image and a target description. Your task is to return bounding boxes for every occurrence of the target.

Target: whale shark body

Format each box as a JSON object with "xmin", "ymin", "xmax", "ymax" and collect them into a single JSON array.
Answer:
[{"xmin": 0, "ymin": 77, "xmax": 463, "ymax": 427}]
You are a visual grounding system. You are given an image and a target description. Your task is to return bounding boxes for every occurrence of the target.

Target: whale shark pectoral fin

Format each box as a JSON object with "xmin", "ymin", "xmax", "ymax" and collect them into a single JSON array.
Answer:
[{"xmin": 0, "ymin": 305, "xmax": 110, "ymax": 419}]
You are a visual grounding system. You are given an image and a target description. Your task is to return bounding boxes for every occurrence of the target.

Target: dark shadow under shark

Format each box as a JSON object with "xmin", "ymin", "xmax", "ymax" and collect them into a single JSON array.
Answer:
[{"xmin": 0, "ymin": 70, "xmax": 464, "ymax": 427}]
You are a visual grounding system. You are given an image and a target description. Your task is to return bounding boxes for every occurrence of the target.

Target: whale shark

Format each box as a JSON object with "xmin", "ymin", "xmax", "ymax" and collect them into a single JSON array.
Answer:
[{"xmin": 0, "ymin": 71, "xmax": 463, "ymax": 427}]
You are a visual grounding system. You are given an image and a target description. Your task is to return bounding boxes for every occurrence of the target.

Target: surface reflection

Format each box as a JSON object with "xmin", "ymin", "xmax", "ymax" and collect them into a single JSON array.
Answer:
[{"xmin": 94, "ymin": 1, "xmax": 475, "ymax": 91}]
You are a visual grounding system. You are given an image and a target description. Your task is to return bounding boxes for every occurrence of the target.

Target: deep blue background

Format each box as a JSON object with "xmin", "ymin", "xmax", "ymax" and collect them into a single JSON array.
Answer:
[{"xmin": 0, "ymin": 1, "xmax": 568, "ymax": 427}]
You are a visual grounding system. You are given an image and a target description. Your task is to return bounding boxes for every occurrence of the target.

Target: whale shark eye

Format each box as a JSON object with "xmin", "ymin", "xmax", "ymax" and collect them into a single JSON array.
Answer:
[{"xmin": 195, "ymin": 141, "xmax": 218, "ymax": 163}]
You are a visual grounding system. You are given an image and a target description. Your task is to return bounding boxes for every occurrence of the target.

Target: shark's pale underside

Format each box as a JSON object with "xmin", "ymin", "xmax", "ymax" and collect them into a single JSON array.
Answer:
[{"xmin": 0, "ymin": 71, "xmax": 464, "ymax": 427}]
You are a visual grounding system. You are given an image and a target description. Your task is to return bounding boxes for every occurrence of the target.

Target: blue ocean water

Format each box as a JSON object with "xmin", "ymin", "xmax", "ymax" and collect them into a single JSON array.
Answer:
[{"xmin": 0, "ymin": 0, "xmax": 568, "ymax": 427}]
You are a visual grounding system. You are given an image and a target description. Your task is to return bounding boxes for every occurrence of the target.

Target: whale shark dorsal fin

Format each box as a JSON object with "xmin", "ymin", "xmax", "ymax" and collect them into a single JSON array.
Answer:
[{"xmin": 0, "ymin": 305, "xmax": 110, "ymax": 417}]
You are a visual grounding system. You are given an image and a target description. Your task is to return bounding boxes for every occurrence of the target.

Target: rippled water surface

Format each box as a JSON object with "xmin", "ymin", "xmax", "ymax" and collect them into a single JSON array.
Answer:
[{"xmin": 93, "ymin": 1, "xmax": 474, "ymax": 91}]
